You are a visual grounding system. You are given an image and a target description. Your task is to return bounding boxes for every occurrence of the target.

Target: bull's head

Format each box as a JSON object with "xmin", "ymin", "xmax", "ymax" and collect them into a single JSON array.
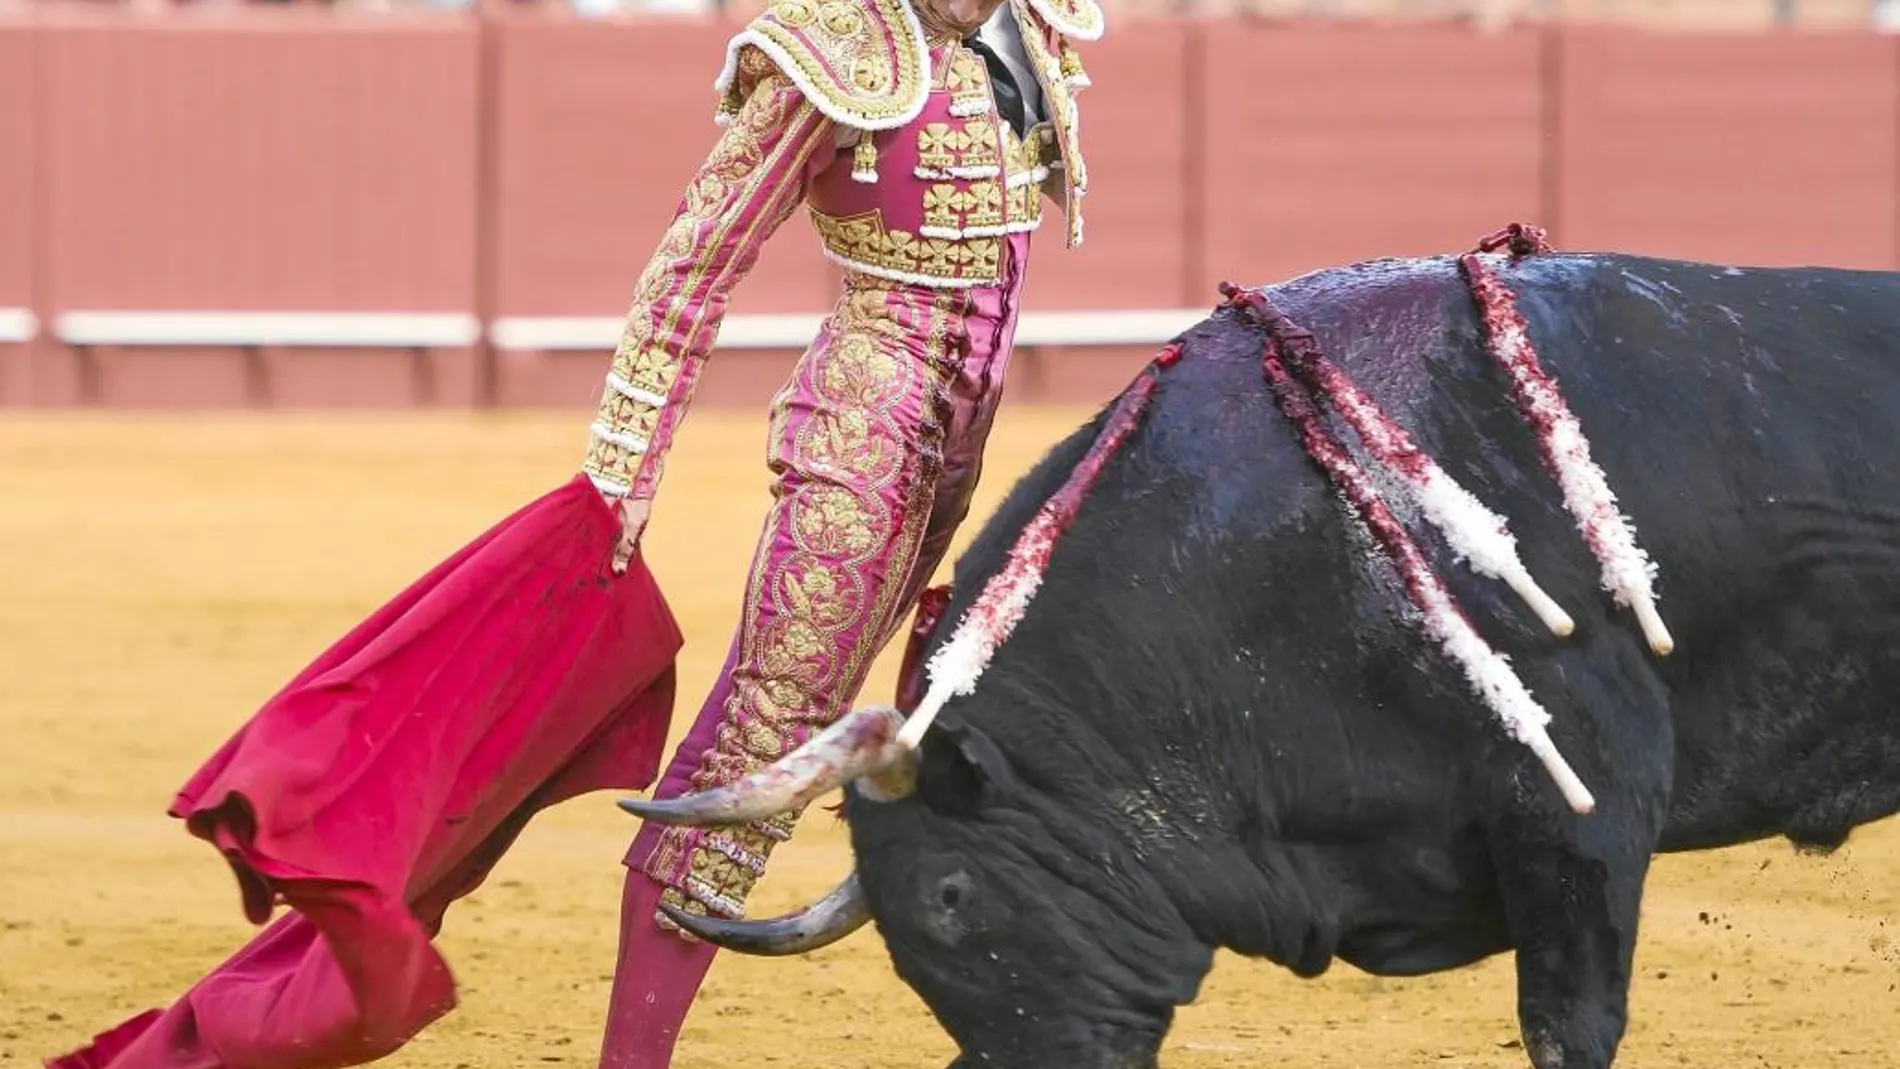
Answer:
[
  {"xmin": 619, "ymin": 366, "xmax": 1212, "ymax": 1063},
  {"xmin": 618, "ymin": 703, "xmax": 1207, "ymax": 1067}
]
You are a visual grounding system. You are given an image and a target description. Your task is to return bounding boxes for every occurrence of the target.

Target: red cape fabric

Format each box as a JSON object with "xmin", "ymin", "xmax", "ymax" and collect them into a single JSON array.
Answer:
[{"xmin": 48, "ymin": 475, "xmax": 683, "ymax": 1069}]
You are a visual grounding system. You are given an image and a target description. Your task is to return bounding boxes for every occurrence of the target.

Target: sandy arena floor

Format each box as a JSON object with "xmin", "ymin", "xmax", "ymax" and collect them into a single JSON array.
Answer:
[{"xmin": 2, "ymin": 411, "xmax": 1897, "ymax": 1069}]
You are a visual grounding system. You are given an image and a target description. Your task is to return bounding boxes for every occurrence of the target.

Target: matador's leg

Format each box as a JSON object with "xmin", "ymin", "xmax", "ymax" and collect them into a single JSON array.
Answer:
[
  {"xmin": 598, "ymin": 238, "xmax": 1034, "ymax": 1069},
  {"xmin": 597, "ymin": 277, "xmax": 976, "ymax": 1068}
]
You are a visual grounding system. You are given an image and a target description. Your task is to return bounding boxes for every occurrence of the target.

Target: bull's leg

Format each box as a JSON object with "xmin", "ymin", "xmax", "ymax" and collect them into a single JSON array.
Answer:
[
  {"xmin": 933, "ymin": 1028, "xmax": 1163, "ymax": 1069},
  {"xmin": 1488, "ymin": 814, "xmax": 1655, "ymax": 1069}
]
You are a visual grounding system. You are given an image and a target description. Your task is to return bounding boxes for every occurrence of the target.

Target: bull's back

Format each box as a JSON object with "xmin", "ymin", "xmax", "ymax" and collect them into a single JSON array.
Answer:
[
  {"xmin": 1224, "ymin": 252, "xmax": 1900, "ymax": 851},
  {"xmin": 1511, "ymin": 255, "xmax": 1900, "ymax": 666},
  {"xmin": 1226, "ymin": 253, "xmax": 1900, "ymax": 641},
  {"xmin": 1254, "ymin": 251, "xmax": 1900, "ymax": 500},
  {"xmin": 1508, "ymin": 253, "xmax": 1900, "ymax": 497}
]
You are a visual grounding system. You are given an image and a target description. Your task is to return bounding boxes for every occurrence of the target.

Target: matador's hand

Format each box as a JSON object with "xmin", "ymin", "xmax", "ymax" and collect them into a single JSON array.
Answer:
[{"xmin": 610, "ymin": 497, "xmax": 652, "ymax": 575}]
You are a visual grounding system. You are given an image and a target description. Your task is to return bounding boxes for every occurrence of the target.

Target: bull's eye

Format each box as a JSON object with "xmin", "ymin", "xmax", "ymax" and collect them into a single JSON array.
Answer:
[
  {"xmin": 923, "ymin": 870, "xmax": 977, "ymax": 945},
  {"xmin": 934, "ymin": 871, "xmax": 974, "ymax": 912}
]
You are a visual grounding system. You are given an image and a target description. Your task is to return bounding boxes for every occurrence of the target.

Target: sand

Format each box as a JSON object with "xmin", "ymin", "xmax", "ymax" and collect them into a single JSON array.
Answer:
[{"xmin": 2, "ymin": 410, "xmax": 1895, "ymax": 1069}]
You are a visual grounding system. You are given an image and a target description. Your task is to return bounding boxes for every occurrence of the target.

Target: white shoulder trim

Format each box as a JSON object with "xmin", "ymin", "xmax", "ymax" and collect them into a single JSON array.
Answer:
[{"xmin": 1025, "ymin": 0, "xmax": 1104, "ymax": 41}]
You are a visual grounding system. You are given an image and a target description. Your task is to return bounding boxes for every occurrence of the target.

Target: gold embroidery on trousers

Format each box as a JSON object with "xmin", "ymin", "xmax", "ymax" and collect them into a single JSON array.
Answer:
[{"xmin": 655, "ymin": 280, "xmax": 969, "ymax": 926}]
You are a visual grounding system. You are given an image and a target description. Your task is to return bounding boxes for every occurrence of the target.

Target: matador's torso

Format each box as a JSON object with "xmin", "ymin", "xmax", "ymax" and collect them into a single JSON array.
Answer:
[
  {"xmin": 579, "ymin": 0, "xmax": 1104, "ymax": 506},
  {"xmin": 715, "ymin": 0, "xmax": 1104, "ymax": 288}
]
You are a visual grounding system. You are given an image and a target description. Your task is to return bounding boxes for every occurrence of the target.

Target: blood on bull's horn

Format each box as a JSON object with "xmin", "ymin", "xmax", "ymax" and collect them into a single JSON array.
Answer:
[
  {"xmin": 658, "ymin": 872, "xmax": 872, "ymax": 955},
  {"xmin": 617, "ymin": 705, "xmax": 918, "ymax": 829}
]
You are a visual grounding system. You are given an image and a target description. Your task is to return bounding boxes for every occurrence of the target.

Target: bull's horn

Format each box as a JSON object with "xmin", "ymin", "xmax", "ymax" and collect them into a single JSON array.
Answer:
[
  {"xmin": 618, "ymin": 705, "xmax": 913, "ymax": 827},
  {"xmin": 658, "ymin": 872, "xmax": 871, "ymax": 956}
]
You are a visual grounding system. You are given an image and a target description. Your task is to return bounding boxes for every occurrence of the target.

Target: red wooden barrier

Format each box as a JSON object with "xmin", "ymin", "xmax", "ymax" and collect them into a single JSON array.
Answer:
[
  {"xmin": 1194, "ymin": 23, "xmax": 1548, "ymax": 289},
  {"xmin": 36, "ymin": 10, "xmax": 482, "ymax": 406},
  {"xmin": 7, "ymin": 15, "xmax": 1900, "ymax": 409},
  {"xmin": 0, "ymin": 20, "xmax": 37, "ymax": 405},
  {"xmin": 1021, "ymin": 22, "xmax": 1194, "ymax": 312},
  {"xmin": 485, "ymin": 15, "xmax": 842, "ymax": 409},
  {"xmin": 1553, "ymin": 27, "xmax": 1898, "ymax": 270},
  {"xmin": 1008, "ymin": 21, "xmax": 1196, "ymax": 404}
]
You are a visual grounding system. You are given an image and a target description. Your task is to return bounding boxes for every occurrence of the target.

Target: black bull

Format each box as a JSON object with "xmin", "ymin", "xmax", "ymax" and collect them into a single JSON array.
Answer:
[{"xmin": 624, "ymin": 249, "xmax": 1900, "ymax": 1068}]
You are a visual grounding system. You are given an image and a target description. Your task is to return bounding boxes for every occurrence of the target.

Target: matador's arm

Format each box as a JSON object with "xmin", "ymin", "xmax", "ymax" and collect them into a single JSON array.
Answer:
[{"xmin": 581, "ymin": 51, "xmax": 837, "ymax": 511}]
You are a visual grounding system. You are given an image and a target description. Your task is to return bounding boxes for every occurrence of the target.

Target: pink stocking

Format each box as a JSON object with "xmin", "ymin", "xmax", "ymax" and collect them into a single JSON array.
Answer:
[{"xmin": 597, "ymin": 876, "xmax": 718, "ymax": 1069}]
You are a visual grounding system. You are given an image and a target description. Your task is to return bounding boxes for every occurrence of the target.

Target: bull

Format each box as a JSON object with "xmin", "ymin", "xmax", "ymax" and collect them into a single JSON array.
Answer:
[{"xmin": 621, "ymin": 238, "xmax": 1900, "ymax": 1069}]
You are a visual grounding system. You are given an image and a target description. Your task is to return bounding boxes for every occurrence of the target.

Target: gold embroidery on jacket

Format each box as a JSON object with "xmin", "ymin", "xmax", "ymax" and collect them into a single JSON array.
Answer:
[
  {"xmin": 723, "ymin": 0, "xmax": 930, "ymax": 128},
  {"xmin": 964, "ymin": 180, "xmax": 1005, "ymax": 229},
  {"xmin": 916, "ymin": 122, "xmax": 966, "ymax": 170},
  {"xmin": 955, "ymin": 117, "xmax": 1002, "ymax": 170},
  {"xmin": 811, "ymin": 208, "xmax": 1006, "ymax": 285},
  {"xmin": 1010, "ymin": 4, "xmax": 1086, "ymax": 247},
  {"xmin": 583, "ymin": 60, "xmax": 831, "ymax": 499}
]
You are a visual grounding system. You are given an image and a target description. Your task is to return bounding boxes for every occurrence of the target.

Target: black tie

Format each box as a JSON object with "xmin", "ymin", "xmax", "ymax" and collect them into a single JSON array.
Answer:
[{"xmin": 965, "ymin": 33, "xmax": 1028, "ymax": 138}]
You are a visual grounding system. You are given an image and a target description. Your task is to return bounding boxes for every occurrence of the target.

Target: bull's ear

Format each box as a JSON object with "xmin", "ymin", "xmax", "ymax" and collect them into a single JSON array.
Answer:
[{"xmin": 916, "ymin": 721, "xmax": 1012, "ymax": 818}]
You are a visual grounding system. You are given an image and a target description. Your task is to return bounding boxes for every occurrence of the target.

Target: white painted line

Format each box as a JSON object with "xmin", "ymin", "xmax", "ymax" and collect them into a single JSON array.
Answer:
[
  {"xmin": 53, "ymin": 311, "xmax": 483, "ymax": 348},
  {"xmin": 488, "ymin": 308, "xmax": 1209, "ymax": 352},
  {"xmin": 0, "ymin": 307, "xmax": 37, "ymax": 344},
  {"xmin": 41, "ymin": 308, "xmax": 1209, "ymax": 352}
]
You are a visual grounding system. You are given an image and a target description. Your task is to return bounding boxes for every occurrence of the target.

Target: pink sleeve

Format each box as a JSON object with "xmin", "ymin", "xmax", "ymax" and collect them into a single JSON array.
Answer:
[{"xmin": 581, "ymin": 55, "xmax": 837, "ymax": 502}]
